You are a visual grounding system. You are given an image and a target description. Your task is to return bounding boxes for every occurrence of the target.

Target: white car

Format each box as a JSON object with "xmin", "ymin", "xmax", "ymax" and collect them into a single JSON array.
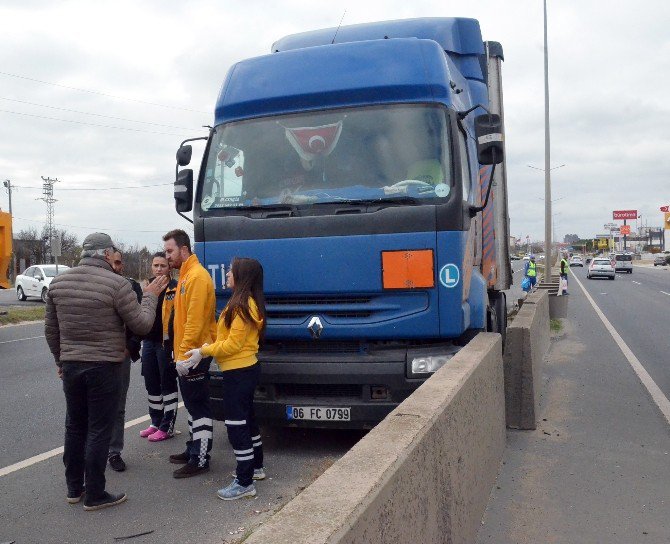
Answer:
[
  {"xmin": 587, "ymin": 258, "xmax": 615, "ymax": 280},
  {"xmin": 16, "ymin": 264, "xmax": 70, "ymax": 302},
  {"xmin": 569, "ymin": 256, "xmax": 584, "ymax": 267}
]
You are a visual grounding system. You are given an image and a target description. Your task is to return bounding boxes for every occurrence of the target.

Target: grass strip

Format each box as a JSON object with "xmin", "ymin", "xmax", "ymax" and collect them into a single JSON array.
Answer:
[{"xmin": 0, "ymin": 306, "xmax": 46, "ymax": 325}]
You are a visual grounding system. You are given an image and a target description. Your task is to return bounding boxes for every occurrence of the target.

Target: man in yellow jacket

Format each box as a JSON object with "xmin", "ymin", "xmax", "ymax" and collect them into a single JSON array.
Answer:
[{"xmin": 163, "ymin": 229, "xmax": 217, "ymax": 478}]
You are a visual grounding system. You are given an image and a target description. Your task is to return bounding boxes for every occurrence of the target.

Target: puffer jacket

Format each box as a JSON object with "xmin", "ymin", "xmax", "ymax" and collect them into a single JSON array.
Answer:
[{"xmin": 45, "ymin": 256, "xmax": 158, "ymax": 364}]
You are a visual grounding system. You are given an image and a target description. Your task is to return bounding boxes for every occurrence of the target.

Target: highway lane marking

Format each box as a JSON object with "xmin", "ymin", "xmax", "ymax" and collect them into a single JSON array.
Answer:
[
  {"xmin": 0, "ymin": 334, "xmax": 45, "ymax": 344},
  {"xmin": 632, "ymin": 281, "xmax": 641, "ymax": 285},
  {"xmin": 661, "ymin": 291, "xmax": 670, "ymax": 296},
  {"xmin": 572, "ymin": 273, "xmax": 670, "ymax": 426},
  {"xmin": 0, "ymin": 401, "xmax": 185, "ymax": 477}
]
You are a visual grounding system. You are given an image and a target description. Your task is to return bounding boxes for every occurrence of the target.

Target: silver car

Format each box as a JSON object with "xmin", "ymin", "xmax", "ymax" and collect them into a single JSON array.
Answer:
[
  {"xmin": 16, "ymin": 264, "xmax": 70, "ymax": 302},
  {"xmin": 587, "ymin": 258, "xmax": 615, "ymax": 280}
]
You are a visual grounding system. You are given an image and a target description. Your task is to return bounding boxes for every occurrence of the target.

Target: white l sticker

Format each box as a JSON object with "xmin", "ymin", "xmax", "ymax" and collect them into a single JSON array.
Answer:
[{"xmin": 439, "ymin": 264, "xmax": 460, "ymax": 288}]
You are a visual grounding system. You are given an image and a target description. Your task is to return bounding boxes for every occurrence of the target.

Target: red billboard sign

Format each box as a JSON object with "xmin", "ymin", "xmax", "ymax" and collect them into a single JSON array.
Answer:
[{"xmin": 613, "ymin": 209, "xmax": 637, "ymax": 220}]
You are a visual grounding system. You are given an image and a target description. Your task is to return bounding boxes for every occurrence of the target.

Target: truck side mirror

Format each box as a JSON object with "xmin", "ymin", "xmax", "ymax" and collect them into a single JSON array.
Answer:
[
  {"xmin": 176, "ymin": 145, "xmax": 193, "ymax": 167},
  {"xmin": 474, "ymin": 114, "xmax": 504, "ymax": 165},
  {"xmin": 175, "ymin": 169, "xmax": 193, "ymax": 213}
]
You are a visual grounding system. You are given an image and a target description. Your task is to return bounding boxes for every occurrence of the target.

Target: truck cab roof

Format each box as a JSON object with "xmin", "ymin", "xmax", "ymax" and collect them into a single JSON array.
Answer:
[{"xmin": 214, "ymin": 18, "xmax": 495, "ymax": 126}]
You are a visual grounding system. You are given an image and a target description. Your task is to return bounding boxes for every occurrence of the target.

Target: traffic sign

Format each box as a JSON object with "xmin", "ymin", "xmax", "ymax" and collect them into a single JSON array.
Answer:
[{"xmin": 613, "ymin": 209, "xmax": 637, "ymax": 220}]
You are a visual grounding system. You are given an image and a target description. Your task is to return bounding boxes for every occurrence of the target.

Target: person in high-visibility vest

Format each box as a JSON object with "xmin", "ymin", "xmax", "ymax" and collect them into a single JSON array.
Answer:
[
  {"xmin": 560, "ymin": 253, "xmax": 569, "ymax": 295},
  {"xmin": 524, "ymin": 254, "xmax": 537, "ymax": 289}
]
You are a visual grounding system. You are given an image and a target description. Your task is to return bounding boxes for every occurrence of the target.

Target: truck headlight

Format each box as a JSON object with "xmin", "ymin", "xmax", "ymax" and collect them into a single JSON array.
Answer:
[{"xmin": 410, "ymin": 355, "xmax": 452, "ymax": 376}]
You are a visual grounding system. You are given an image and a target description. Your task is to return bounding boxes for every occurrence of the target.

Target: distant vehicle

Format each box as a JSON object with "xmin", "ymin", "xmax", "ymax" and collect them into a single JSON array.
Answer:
[
  {"xmin": 16, "ymin": 265, "xmax": 70, "ymax": 302},
  {"xmin": 569, "ymin": 256, "xmax": 584, "ymax": 267},
  {"xmin": 654, "ymin": 255, "xmax": 668, "ymax": 266},
  {"xmin": 510, "ymin": 254, "xmax": 522, "ymax": 261},
  {"xmin": 614, "ymin": 253, "xmax": 633, "ymax": 274},
  {"xmin": 587, "ymin": 258, "xmax": 615, "ymax": 280},
  {"xmin": 585, "ymin": 256, "xmax": 593, "ymax": 264},
  {"xmin": 523, "ymin": 254, "xmax": 531, "ymax": 261}
]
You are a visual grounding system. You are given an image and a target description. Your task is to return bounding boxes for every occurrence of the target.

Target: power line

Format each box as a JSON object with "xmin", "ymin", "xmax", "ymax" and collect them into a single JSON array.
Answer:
[
  {"xmin": 0, "ymin": 108, "xmax": 187, "ymax": 136},
  {"xmin": 13, "ymin": 215, "xmax": 185, "ymax": 234},
  {"xmin": 0, "ymin": 70, "xmax": 209, "ymax": 114},
  {"xmin": 0, "ymin": 96, "xmax": 199, "ymax": 130},
  {"xmin": 14, "ymin": 182, "xmax": 173, "ymax": 191}
]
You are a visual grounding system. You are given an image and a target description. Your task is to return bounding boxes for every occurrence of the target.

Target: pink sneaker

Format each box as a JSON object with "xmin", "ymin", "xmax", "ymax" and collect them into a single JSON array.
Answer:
[
  {"xmin": 140, "ymin": 425, "xmax": 158, "ymax": 438},
  {"xmin": 147, "ymin": 429, "xmax": 172, "ymax": 442}
]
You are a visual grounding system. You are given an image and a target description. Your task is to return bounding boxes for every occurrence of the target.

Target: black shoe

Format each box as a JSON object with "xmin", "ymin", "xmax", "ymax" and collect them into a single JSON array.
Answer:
[
  {"xmin": 173, "ymin": 463, "xmax": 209, "ymax": 479},
  {"xmin": 169, "ymin": 451, "xmax": 189, "ymax": 465},
  {"xmin": 83, "ymin": 491, "xmax": 127, "ymax": 511},
  {"xmin": 66, "ymin": 488, "xmax": 85, "ymax": 504},
  {"xmin": 108, "ymin": 454, "xmax": 126, "ymax": 472}
]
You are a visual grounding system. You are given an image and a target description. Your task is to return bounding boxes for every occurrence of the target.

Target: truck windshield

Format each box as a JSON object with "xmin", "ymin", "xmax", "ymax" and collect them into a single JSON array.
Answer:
[{"xmin": 199, "ymin": 104, "xmax": 452, "ymax": 210}]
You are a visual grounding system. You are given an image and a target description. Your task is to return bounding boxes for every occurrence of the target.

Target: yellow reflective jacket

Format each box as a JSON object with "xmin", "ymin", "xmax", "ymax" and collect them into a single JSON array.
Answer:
[
  {"xmin": 527, "ymin": 261, "xmax": 537, "ymax": 277},
  {"xmin": 173, "ymin": 254, "xmax": 217, "ymax": 362},
  {"xmin": 200, "ymin": 297, "xmax": 264, "ymax": 372}
]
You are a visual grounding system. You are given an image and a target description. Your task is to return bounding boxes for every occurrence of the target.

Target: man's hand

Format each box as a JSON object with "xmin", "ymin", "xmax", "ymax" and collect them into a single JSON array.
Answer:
[
  {"xmin": 144, "ymin": 275, "xmax": 169, "ymax": 296},
  {"xmin": 57, "ymin": 366, "xmax": 63, "ymax": 380},
  {"xmin": 175, "ymin": 359, "xmax": 196, "ymax": 377}
]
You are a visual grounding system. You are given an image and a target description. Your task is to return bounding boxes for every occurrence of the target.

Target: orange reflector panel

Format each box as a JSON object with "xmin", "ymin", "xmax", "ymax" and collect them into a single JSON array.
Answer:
[{"xmin": 382, "ymin": 250, "xmax": 435, "ymax": 289}]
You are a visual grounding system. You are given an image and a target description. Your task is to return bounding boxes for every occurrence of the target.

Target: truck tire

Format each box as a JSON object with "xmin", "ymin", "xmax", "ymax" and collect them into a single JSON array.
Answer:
[{"xmin": 487, "ymin": 292, "xmax": 507, "ymax": 348}]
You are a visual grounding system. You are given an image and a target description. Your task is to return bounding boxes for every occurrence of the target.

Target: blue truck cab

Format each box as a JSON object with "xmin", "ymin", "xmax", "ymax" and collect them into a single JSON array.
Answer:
[{"xmin": 174, "ymin": 18, "xmax": 511, "ymax": 428}]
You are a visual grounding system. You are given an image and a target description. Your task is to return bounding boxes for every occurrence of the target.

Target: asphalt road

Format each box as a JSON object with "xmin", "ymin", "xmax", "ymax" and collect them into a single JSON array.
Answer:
[
  {"xmin": 0, "ymin": 323, "xmax": 365, "ymax": 544},
  {"xmin": 0, "ymin": 286, "xmax": 43, "ymax": 307},
  {"xmin": 573, "ymin": 264, "xmax": 670, "ymax": 398},
  {"xmin": 478, "ymin": 264, "xmax": 670, "ymax": 543}
]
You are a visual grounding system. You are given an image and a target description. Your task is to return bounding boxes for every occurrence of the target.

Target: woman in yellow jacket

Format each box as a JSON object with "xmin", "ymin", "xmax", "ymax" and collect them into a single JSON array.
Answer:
[{"xmin": 184, "ymin": 257, "xmax": 266, "ymax": 501}]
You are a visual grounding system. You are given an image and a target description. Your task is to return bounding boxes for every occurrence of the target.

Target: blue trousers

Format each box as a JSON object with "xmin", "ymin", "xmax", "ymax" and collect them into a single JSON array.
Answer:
[
  {"xmin": 178, "ymin": 357, "xmax": 213, "ymax": 468},
  {"xmin": 141, "ymin": 340, "xmax": 178, "ymax": 433},
  {"xmin": 222, "ymin": 363, "xmax": 263, "ymax": 487}
]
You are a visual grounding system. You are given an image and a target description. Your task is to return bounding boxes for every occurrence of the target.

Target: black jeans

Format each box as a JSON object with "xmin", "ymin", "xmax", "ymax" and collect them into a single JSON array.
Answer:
[
  {"xmin": 62, "ymin": 362, "xmax": 121, "ymax": 500},
  {"xmin": 222, "ymin": 363, "xmax": 263, "ymax": 487}
]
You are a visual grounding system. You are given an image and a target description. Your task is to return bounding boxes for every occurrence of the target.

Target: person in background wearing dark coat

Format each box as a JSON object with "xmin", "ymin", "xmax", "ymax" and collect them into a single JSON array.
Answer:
[
  {"xmin": 45, "ymin": 233, "xmax": 167, "ymax": 511},
  {"xmin": 138, "ymin": 252, "xmax": 179, "ymax": 442},
  {"xmin": 108, "ymin": 249, "xmax": 144, "ymax": 472}
]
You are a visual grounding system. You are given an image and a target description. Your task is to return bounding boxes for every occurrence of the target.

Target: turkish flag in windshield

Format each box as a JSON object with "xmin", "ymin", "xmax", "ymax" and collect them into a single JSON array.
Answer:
[{"xmin": 285, "ymin": 121, "xmax": 343, "ymax": 162}]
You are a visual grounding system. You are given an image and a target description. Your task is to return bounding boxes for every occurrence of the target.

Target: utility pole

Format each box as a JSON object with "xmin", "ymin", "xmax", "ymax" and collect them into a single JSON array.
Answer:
[
  {"xmin": 543, "ymin": 0, "xmax": 553, "ymax": 270},
  {"xmin": 38, "ymin": 176, "xmax": 58, "ymax": 263},
  {"xmin": 3, "ymin": 179, "xmax": 15, "ymax": 282}
]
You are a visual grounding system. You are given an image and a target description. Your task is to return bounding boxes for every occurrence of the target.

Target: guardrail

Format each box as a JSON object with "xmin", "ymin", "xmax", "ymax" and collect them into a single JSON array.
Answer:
[{"xmin": 245, "ymin": 333, "xmax": 505, "ymax": 544}]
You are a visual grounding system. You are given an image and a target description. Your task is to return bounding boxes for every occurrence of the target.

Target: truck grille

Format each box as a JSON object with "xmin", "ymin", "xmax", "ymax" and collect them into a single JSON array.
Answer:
[
  {"xmin": 263, "ymin": 340, "xmax": 365, "ymax": 353},
  {"xmin": 276, "ymin": 383, "xmax": 362, "ymax": 398}
]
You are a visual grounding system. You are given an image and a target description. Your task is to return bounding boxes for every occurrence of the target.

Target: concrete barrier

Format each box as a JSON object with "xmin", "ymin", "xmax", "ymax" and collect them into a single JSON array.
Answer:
[
  {"xmin": 503, "ymin": 289, "xmax": 550, "ymax": 430},
  {"xmin": 245, "ymin": 334, "xmax": 505, "ymax": 544}
]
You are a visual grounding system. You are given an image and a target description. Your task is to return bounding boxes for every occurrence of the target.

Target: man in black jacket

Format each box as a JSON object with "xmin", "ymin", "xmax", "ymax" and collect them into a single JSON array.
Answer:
[{"xmin": 108, "ymin": 249, "xmax": 144, "ymax": 472}]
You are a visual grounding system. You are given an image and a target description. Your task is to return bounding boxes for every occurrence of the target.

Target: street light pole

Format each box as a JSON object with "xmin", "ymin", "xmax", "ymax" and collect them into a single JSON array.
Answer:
[{"xmin": 543, "ymin": 0, "xmax": 552, "ymax": 269}]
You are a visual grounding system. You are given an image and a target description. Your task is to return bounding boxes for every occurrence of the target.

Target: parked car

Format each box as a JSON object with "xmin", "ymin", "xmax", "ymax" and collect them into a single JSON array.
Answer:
[
  {"xmin": 587, "ymin": 258, "xmax": 615, "ymax": 280},
  {"xmin": 510, "ymin": 254, "xmax": 522, "ymax": 261},
  {"xmin": 569, "ymin": 256, "xmax": 584, "ymax": 267},
  {"xmin": 16, "ymin": 264, "xmax": 70, "ymax": 302},
  {"xmin": 653, "ymin": 255, "xmax": 668, "ymax": 266},
  {"xmin": 613, "ymin": 253, "xmax": 633, "ymax": 274}
]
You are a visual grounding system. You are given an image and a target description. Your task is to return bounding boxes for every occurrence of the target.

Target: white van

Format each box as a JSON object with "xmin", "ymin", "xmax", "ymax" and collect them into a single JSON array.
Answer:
[{"xmin": 614, "ymin": 253, "xmax": 633, "ymax": 274}]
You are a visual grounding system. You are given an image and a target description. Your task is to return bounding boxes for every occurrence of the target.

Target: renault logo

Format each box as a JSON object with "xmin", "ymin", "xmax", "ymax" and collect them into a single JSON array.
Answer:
[{"xmin": 308, "ymin": 316, "xmax": 323, "ymax": 339}]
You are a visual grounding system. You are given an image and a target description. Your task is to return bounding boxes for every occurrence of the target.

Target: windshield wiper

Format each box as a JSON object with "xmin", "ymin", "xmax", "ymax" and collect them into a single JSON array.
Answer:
[
  {"xmin": 336, "ymin": 196, "xmax": 421, "ymax": 206},
  {"xmin": 232, "ymin": 204, "xmax": 298, "ymax": 212}
]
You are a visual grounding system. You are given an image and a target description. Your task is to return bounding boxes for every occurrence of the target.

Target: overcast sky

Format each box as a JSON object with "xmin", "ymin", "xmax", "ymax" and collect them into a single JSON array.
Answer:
[{"xmin": 1, "ymin": 0, "xmax": 668, "ymax": 250}]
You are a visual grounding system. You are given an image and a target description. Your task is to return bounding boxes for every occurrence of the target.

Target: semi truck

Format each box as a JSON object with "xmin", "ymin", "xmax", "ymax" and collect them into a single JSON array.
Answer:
[{"xmin": 174, "ymin": 17, "xmax": 512, "ymax": 428}]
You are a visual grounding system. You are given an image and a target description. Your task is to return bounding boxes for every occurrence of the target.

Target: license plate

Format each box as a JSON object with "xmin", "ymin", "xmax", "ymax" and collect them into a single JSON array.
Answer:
[{"xmin": 286, "ymin": 406, "xmax": 351, "ymax": 422}]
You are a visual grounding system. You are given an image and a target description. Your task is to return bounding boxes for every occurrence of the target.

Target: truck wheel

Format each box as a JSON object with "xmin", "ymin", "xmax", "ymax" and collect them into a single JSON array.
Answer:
[
  {"xmin": 17, "ymin": 286, "xmax": 26, "ymax": 301},
  {"xmin": 487, "ymin": 292, "xmax": 507, "ymax": 348}
]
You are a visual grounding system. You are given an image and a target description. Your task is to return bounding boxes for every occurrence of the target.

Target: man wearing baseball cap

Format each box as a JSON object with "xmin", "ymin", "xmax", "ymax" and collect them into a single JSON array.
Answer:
[{"xmin": 45, "ymin": 233, "xmax": 168, "ymax": 511}]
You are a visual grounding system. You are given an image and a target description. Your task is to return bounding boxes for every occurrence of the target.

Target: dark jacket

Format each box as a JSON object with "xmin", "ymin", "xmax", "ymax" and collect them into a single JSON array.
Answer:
[
  {"xmin": 125, "ymin": 277, "xmax": 143, "ymax": 361},
  {"xmin": 145, "ymin": 277, "xmax": 177, "ymax": 343},
  {"xmin": 45, "ymin": 256, "xmax": 157, "ymax": 364}
]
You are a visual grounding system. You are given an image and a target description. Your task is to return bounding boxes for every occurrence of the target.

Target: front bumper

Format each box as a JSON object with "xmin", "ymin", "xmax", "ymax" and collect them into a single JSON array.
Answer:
[{"xmin": 209, "ymin": 343, "xmax": 456, "ymax": 429}]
